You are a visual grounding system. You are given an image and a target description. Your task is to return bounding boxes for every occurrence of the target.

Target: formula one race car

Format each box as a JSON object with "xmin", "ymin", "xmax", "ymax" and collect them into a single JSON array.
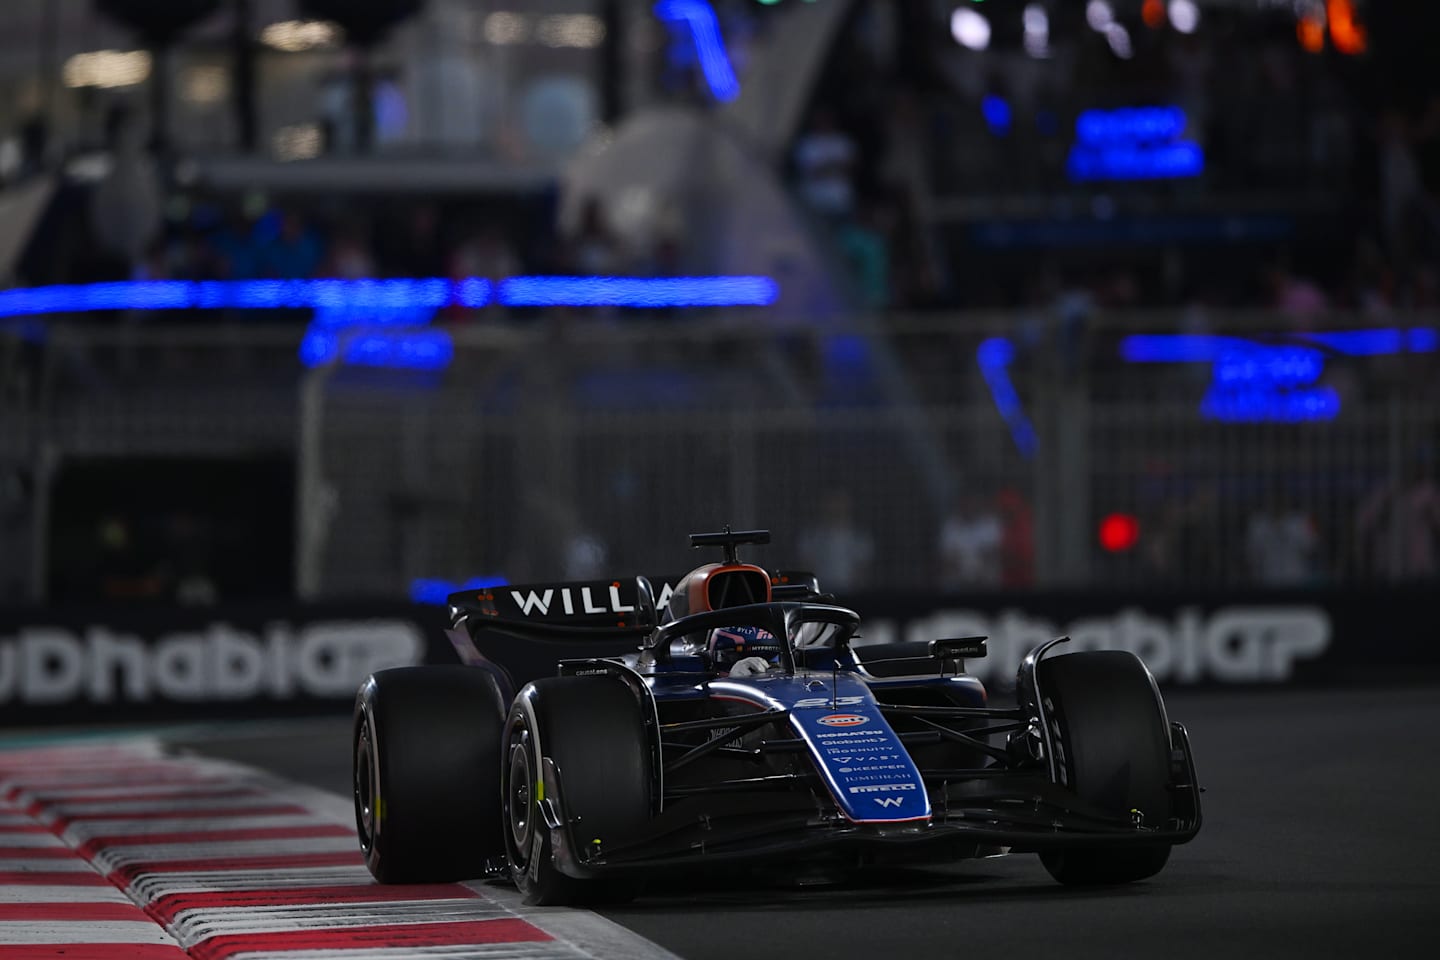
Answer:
[{"xmin": 352, "ymin": 529, "xmax": 1201, "ymax": 904}]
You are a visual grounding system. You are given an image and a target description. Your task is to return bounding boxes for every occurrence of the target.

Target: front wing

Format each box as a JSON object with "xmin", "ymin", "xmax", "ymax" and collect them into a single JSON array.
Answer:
[{"xmin": 538, "ymin": 722, "xmax": 1202, "ymax": 879}]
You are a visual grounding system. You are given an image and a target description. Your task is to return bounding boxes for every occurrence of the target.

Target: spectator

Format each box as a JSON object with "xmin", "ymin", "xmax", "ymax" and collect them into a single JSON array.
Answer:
[
  {"xmin": 566, "ymin": 197, "xmax": 622, "ymax": 276},
  {"xmin": 88, "ymin": 106, "xmax": 160, "ymax": 279},
  {"xmin": 1355, "ymin": 464, "xmax": 1440, "ymax": 580},
  {"xmin": 793, "ymin": 107, "xmax": 857, "ymax": 219},
  {"xmin": 1245, "ymin": 497, "xmax": 1318, "ymax": 586},
  {"xmin": 995, "ymin": 486, "xmax": 1035, "ymax": 588},
  {"xmin": 257, "ymin": 212, "xmax": 322, "ymax": 279},
  {"xmin": 323, "ymin": 222, "xmax": 378, "ymax": 279},
  {"xmin": 837, "ymin": 204, "xmax": 892, "ymax": 309},
  {"xmin": 938, "ymin": 487, "xmax": 1003, "ymax": 590},
  {"xmin": 1264, "ymin": 256, "xmax": 1330, "ymax": 325},
  {"xmin": 798, "ymin": 489, "xmax": 873, "ymax": 593}
]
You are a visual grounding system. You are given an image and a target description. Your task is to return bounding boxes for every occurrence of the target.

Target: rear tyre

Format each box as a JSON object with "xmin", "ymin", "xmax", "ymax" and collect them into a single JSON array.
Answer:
[
  {"xmin": 1035, "ymin": 651, "xmax": 1174, "ymax": 885},
  {"xmin": 503, "ymin": 677, "xmax": 650, "ymax": 905},
  {"xmin": 354, "ymin": 666, "xmax": 506, "ymax": 883}
]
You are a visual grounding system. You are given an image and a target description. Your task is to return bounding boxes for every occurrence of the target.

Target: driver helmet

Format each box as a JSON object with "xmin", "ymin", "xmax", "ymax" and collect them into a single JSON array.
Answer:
[{"xmin": 708, "ymin": 624, "xmax": 783, "ymax": 675}]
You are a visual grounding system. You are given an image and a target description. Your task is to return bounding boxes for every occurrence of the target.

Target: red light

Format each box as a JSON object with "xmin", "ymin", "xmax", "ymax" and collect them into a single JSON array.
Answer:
[
  {"xmin": 1327, "ymin": 0, "xmax": 1366, "ymax": 55},
  {"xmin": 1099, "ymin": 513, "xmax": 1140, "ymax": 553},
  {"xmin": 1297, "ymin": 15, "xmax": 1325, "ymax": 53},
  {"xmin": 1142, "ymin": 0, "xmax": 1165, "ymax": 29}
]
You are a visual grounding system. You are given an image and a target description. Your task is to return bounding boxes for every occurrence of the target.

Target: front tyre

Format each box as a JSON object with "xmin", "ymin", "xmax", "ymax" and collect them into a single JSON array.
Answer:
[
  {"xmin": 354, "ymin": 666, "xmax": 506, "ymax": 883},
  {"xmin": 1036, "ymin": 651, "xmax": 1174, "ymax": 885},
  {"xmin": 503, "ymin": 677, "xmax": 650, "ymax": 905}
]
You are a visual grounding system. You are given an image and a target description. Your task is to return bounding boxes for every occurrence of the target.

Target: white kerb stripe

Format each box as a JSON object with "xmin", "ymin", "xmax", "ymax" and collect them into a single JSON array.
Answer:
[
  {"xmin": 0, "ymin": 885, "xmax": 134, "ymax": 903},
  {"xmin": 64, "ymin": 814, "xmax": 335, "ymax": 838},
  {"xmin": 128, "ymin": 866, "xmax": 374, "ymax": 899},
  {"xmin": 0, "ymin": 833, "xmax": 66, "ymax": 848},
  {"xmin": 170, "ymin": 900, "xmax": 511, "ymax": 940},
  {"xmin": 0, "ymin": 858, "xmax": 95, "ymax": 871},
  {"xmin": 14, "ymin": 782, "xmax": 261, "ymax": 802},
  {"xmin": 42, "ymin": 795, "xmax": 295, "ymax": 817},
  {"xmin": 0, "ymin": 921, "xmax": 176, "ymax": 944},
  {"xmin": 90, "ymin": 834, "xmax": 359, "ymax": 868}
]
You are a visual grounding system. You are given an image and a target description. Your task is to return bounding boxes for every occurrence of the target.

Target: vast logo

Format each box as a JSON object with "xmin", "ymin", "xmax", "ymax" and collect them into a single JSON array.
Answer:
[
  {"xmin": 0, "ymin": 620, "xmax": 424, "ymax": 705},
  {"xmin": 817, "ymin": 714, "xmax": 869, "ymax": 728}
]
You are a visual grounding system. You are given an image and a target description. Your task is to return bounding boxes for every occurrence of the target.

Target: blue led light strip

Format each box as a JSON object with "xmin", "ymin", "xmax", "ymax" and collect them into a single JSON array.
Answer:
[
  {"xmin": 411, "ymin": 575, "xmax": 509, "ymax": 605},
  {"xmin": 1121, "ymin": 329, "xmax": 1439, "ymax": 363},
  {"xmin": 976, "ymin": 337, "xmax": 1037, "ymax": 458},
  {"xmin": 654, "ymin": 0, "xmax": 741, "ymax": 103},
  {"xmin": 499, "ymin": 275, "xmax": 778, "ymax": 308},
  {"xmin": 0, "ymin": 275, "xmax": 779, "ymax": 319}
]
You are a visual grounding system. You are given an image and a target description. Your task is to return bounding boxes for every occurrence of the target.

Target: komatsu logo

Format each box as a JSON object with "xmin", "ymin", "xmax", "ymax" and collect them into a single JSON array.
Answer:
[
  {"xmin": 0, "ymin": 620, "xmax": 423, "ymax": 705},
  {"xmin": 863, "ymin": 606, "xmax": 1330, "ymax": 684}
]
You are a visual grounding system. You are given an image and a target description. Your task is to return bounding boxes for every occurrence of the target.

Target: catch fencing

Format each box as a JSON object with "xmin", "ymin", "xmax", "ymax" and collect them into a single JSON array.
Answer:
[{"xmin": 2, "ymin": 309, "xmax": 1435, "ymax": 602}]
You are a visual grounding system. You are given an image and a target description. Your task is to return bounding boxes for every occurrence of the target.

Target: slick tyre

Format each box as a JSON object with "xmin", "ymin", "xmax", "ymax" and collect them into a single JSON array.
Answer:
[
  {"xmin": 354, "ymin": 666, "xmax": 506, "ymax": 883},
  {"xmin": 1036, "ymin": 651, "xmax": 1174, "ymax": 885},
  {"xmin": 502, "ymin": 677, "xmax": 650, "ymax": 906}
]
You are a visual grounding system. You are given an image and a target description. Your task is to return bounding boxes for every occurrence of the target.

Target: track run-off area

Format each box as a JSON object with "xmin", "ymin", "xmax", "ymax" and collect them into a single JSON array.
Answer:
[{"xmin": 1, "ymin": 684, "xmax": 1435, "ymax": 960}]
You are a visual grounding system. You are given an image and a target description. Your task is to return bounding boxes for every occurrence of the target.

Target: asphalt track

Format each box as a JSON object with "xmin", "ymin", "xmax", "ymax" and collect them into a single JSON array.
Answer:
[{"xmin": 167, "ymin": 684, "xmax": 1440, "ymax": 960}]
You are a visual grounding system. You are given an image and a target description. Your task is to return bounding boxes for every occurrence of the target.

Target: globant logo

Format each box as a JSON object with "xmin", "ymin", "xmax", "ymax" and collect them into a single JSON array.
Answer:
[{"xmin": 0, "ymin": 620, "xmax": 424, "ymax": 705}]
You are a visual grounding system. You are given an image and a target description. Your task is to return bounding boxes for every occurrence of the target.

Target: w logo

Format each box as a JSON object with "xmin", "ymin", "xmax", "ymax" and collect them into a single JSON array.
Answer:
[{"xmin": 873, "ymin": 797, "xmax": 905, "ymax": 808}]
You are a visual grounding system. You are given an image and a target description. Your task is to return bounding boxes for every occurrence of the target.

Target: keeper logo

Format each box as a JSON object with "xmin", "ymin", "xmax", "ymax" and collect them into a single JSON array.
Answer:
[{"xmin": 0, "ymin": 620, "xmax": 424, "ymax": 705}]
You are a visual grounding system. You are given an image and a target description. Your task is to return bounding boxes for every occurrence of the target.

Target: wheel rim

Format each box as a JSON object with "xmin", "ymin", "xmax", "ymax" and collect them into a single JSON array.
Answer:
[
  {"xmin": 354, "ymin": 719, "xmax": 377, "ymax": 854},
  {"xmin": 505, "ymin": 725, "xmax": 534, "ymax": 869}
]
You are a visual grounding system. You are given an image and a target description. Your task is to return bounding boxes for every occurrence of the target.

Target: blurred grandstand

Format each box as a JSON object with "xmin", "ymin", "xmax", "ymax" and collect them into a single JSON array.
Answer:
[{"xmin": 0, "ymin": 0, "xmax": 1436, "ymax": 605}]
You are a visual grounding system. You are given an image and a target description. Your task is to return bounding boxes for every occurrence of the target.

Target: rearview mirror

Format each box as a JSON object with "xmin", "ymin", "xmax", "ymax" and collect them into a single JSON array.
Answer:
[{"xmin": 930, "ymin": 637, "xmax": 988, "ymax": 659}]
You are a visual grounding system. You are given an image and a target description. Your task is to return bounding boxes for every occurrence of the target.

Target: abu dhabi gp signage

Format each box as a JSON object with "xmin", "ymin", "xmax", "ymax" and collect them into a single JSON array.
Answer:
[
  {"xmin": 0, "ymin": 587, "xmax": 1433, "ymax": 722},
  {"xmin": 856, "ymin": 605, "xmax": 1330, "ymax": 685},
  {"xmin": 846, "ymin": 586, "xmax": 1437, "ymax": 689},
  {"xmin": 0, "ymin": 605, "xmax": 435, "ymax": 723}
]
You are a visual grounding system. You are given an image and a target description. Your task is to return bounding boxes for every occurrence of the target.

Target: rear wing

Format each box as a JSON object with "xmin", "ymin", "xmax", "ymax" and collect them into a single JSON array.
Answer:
[
  {"xmin": 448, "ymin": 577, "xmax": 660, "ymax": 637},
  {"xmin": 448, "ymin": 569, "xmax": 828, "ymax": 636}
]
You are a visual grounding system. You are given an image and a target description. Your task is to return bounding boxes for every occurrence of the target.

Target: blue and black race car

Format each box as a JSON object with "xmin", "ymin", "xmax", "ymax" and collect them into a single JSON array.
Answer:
[{"xmin": 352, "ymin": 529, "xmax": 1202, "ymax": 904}]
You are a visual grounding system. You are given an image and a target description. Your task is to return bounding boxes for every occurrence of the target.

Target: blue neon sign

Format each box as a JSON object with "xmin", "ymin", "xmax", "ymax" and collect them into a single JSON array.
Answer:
[
  {"xmin": 0, "ymin": 275, "xmax": 781, "ymax": 372},
  {"xmin": 1067, "ymin": 106, "xmax": 1204, "ymax": 183},
  {"xmin": 1120, "ymin": 328, "xmax": 1437, "ymax": 423}
]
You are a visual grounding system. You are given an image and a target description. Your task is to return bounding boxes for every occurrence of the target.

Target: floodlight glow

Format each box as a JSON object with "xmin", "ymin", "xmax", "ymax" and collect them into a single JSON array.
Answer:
[
  {"xmin": 1168, "ymin": 0, "xmax": 1200, "ymax": 34},
  {"xmin": 1086, "ymin": 0, "xmax": 1114, "ymax": 32},
  {"xmin": 951, "ymin": 8, "xmax": 992, "ymax": 51},
  {"xmin": 1105, "ymin": 23, "xmax": 1133, "ymax": 58},
  {"xmin": 1023, "ymin": 4, "xmax": 1050, "ymax": 57},
  {"xmin": 63, "ymin": 50, "xmax": 151, "ymax": 89}
]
